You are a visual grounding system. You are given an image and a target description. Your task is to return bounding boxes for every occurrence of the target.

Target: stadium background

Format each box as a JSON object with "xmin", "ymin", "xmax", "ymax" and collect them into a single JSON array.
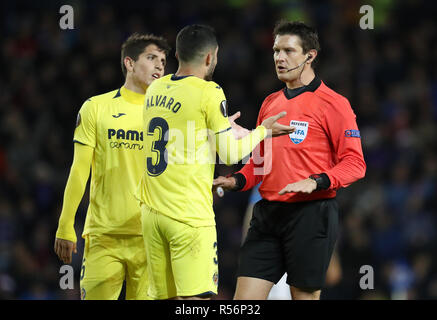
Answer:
[{"xmin": 1, "ymin": 0, "xmax": 436, "ymax": 300}]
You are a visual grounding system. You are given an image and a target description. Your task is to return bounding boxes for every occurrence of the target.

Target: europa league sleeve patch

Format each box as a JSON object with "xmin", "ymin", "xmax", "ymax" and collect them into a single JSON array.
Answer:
[
  {"xmin": 76, "ymin": 113, "xmax": 81, "ymax": 127},
  {"xmin": 220, "ymin": 100, "xmax": 228, "ymax": 117}
]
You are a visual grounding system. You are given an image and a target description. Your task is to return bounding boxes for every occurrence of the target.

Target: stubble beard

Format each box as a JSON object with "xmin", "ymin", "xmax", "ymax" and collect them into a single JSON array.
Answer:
[{"xmin": 204, "ymin": 59, "xmax": 216, "ymax": 81}]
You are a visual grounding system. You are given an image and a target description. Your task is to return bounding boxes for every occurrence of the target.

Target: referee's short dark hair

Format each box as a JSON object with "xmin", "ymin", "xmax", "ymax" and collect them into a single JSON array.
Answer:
[
  {"xmin": 121, "ymin": 33, "xmax": 170, "ymax": 77},
  {"xmin": 273, "ymin": 21, "xmax": 320, "ymax": 54},
  {"xmin": 176, "ymin": 24, "xmax": 218, "ymax": 64}
]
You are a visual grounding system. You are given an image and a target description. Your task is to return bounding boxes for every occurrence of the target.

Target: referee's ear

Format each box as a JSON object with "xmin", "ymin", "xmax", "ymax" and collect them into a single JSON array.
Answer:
[{"xmin": 306, "ymin": 49, "xmax": 317, "ymax": 65}]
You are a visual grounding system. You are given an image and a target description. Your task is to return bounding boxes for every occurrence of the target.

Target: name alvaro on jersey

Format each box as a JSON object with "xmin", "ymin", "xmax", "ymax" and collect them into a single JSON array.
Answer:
[
  {"xmin": 142, "ymin": 93, "xmax": 273, "ymax": 167},
  {"xmin": 145, "ymin": 94, "xmax": 182, "ymax": 113}
]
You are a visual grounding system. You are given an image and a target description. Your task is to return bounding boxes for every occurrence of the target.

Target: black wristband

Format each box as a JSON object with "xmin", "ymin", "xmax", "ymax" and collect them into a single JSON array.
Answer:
[
  {"xmin": 309, "ymin": 173, "xmax": 331, "ymax": 191},
  {"xmin": 230, "ymin": 173, "xmax": 246, "ymax": 192}
]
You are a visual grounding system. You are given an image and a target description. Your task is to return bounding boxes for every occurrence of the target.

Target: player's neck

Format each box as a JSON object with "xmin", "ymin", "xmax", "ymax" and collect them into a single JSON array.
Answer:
[
  {"xmin": 175, "ymin": 65, "xmax": 205, "ymax": 80},
  {"xmin": 123, "ymin": 76, "xmax": 148, "ymax": 95},
  {"xmin": 286, "ymin": 68, "xmax": 315, "ymax": 89}
]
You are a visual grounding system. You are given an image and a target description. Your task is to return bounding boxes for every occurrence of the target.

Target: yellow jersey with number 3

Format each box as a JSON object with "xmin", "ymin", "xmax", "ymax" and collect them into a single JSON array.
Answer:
[
  {"xmin": 137, "ymin": 74, "xmax": 232, "ymax": 227},
  {"xmin": 74, "ymin": 86, "xmax": 146, "ymax": 237}
]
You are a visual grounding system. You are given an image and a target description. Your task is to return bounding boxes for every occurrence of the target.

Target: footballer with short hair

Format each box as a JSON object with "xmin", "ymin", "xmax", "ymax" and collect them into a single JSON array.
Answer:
[{"xmin": 54, "ymin": 33, "xmax": 170, "ymax": 300}]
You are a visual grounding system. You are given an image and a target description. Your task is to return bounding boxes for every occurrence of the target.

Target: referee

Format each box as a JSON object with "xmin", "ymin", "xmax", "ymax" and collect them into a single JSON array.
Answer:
[{"xmin": 213, "ymin": 21, "xmax": 366, "ymax": 300}]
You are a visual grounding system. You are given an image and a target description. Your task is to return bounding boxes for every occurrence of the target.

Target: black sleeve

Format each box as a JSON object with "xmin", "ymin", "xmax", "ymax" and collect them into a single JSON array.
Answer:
[
  {"xmin": 231, "ymin": 173, "xmax": 247, "ymax": 192},
  {"xmin": 309, "ymin": 173, "xmax": 331, "ymax": 191}
]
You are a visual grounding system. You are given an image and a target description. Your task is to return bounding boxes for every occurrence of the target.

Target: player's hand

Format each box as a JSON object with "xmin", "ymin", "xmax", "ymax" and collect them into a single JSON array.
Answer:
[
  {"xmin": 261, "ymin": 112, "xmax": 296, "ymax": 137},
  {"xmin": 229, "ymin": 111, "xmax": 251, "ymax": 139},
  {"xmin": 54, "ymin": 238, "xmax": 77, "ymax": 264},
  {"xmin": 213, "ymin": 176, "xmax": 237, "ymax": 192},
  {"xmin": 278, "ymin": 178, "xmax": 317, "ymax": 195}
]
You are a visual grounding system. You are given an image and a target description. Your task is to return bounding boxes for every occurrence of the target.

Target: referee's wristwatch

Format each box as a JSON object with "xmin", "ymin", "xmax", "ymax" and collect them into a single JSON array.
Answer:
[
  {"xmin": 228, "ymin": 173, "xmax": 246, "ymax": 191},
  {"xmin": 308, "ymin": 173, "xmax": 331, "ymax": 191}
]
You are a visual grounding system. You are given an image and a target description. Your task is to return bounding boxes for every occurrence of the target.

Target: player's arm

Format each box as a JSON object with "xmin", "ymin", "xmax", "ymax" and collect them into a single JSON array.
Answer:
[
  {"xmin": 55, "ymin": 98, "xmax": 97, "ymax": 264},
  {"xmin": 213, "ymin": 141, "xmax": 264, "ymax": 192},
  {"xmin": 205, "ymin": 85, "xmax": 293, "ymax": 165},
  {"xmin": 232, "ymin": 103, "xmax": 268, "ymax": 191},
  {"xmin": 213, "ymin": 99, "xmax": 269, "ymax": 192},
  {"xmin": 216, "ymin": 111, "xmax": 293, "ymax": 164},
  {"xmin": 215, "ymin": 125, "xmax": 265, "ymax": 165},
  {"xmin": 55, "ymin": 143, "xmax": 93, "ymax": 264}
]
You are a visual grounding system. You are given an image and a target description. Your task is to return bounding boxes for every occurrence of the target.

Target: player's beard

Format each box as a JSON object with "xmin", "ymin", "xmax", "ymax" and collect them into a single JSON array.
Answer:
[{"xmin": 204, "ymin": 57, "xmax": 216, "ymax": 81}]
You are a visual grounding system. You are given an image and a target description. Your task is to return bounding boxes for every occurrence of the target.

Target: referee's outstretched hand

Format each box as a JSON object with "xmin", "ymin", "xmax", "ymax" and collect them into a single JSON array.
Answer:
[
  {"xmin": 54, "ymin": 238, "xmax": 77, "ymax": 264},
  {"xmin": 261, "ymin": 111, "xmax": 296, "ymax": 137},
  {"xmin": 278, "ymin": 178, "xmax": 318, "ymax": 195}
]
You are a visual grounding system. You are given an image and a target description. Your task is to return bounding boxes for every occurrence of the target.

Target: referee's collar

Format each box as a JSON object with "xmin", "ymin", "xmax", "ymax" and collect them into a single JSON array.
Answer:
[
  {"xmin": 119, "ymin": 86, "xmax": 145, "ymax": 105},
  {"xmin": 283, "ymin": 76, "xmax": 321, "ymax": 100}
]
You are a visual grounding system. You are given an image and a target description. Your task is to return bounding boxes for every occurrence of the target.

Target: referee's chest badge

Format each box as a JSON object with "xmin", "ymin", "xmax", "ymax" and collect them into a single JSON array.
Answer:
[{"xmin": 289, "ymin": 120, "xmax": 309, "ymax": 144}]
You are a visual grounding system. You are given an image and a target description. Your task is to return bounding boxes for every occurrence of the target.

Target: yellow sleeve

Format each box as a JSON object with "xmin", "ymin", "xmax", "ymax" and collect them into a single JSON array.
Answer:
[
  {"xmin": 202, "ymin": 82, "xmax": 267, "ymax": 165},
  {"xmin": 73, "ymin": 99, "xmax": 97, "ymax": 148},
  {"xmin": 203, "ymin": 82, "xmax": 232, "ymax": 134},
  {"xmin": 215, "ymin": 125, "xmax": 267, "ymax": 165},
  {"xmin": 55, "ymin": 143, "xmax": 93, "ymax": 243}
]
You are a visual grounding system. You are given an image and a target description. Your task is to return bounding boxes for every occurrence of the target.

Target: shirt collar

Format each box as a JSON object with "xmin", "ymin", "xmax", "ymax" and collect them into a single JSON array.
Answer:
[
  {"xmin": 283, "ymin": 77, "xmax": 322, "ymax": 100},
  {"xmin": 171, "ymin": 74, "xmax": 193, "ymax": 81},
  {"xmin": 120, "ymin": 86, "xmax": 146, "ymax": 105}
]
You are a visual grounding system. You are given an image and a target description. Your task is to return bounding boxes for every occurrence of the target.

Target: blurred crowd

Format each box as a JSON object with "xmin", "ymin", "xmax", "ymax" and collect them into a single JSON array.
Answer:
[{"xmin": 0, "ymin": 0, "xmax": 436, "ymax": 299}]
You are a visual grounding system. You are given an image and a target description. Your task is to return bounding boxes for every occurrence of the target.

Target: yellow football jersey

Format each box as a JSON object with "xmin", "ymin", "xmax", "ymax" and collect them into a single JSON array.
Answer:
[
  {"xmin": 137, "ymin": 74, "xmax": 265, "ymax": 227},
  {"xmin": 74, "ymin": 86, "xmax": 146, "ymax": 237}
]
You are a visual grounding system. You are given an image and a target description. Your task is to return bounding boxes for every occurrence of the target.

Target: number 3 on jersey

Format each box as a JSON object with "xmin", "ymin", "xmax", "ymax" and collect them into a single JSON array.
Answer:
[{"xmin": 147, "ymin": 117, "xmax": 169, "ymax": 176}]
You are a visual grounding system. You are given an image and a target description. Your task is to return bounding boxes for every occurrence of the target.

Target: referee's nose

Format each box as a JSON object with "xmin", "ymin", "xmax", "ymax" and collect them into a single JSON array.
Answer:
[{"xmin": 275, "ymin": 50, "xmax": 287, "ymax": 65}]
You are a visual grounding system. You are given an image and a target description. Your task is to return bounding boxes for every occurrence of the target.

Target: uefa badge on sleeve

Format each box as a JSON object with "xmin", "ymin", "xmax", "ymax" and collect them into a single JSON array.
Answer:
[
  {"xmin": 220, "ymin": 100, "xmax": 227, "ymax": 117},
  {"xmin": 289, "ymin": 120, "xmax": 309, "ymax": 144},
  {"xmin": 213, "ymin": 272, "xmax": 219, "ymax": 287},
  {"xmin": 80, "ymin": 287, "xmax": 86, "ymax": 300},
  {"xmin": 76, "ymin": 113, "xmax": 81, "ymax": 128}
]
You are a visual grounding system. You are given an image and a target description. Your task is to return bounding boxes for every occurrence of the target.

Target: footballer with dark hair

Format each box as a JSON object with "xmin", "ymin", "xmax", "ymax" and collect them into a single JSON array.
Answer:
[
  {"xmin": 54, "ymin": 33, "xmax": 170, "ymax": 300},
  {"xmin": 137, "ymin": 24, "xmax": 294, "ymax": 300}
]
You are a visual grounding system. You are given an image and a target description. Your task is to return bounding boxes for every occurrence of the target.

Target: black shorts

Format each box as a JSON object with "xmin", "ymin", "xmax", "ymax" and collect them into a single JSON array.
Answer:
[{"xmin": 237, "ymin": 198, "xmax": 339, "ymax": 289}]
